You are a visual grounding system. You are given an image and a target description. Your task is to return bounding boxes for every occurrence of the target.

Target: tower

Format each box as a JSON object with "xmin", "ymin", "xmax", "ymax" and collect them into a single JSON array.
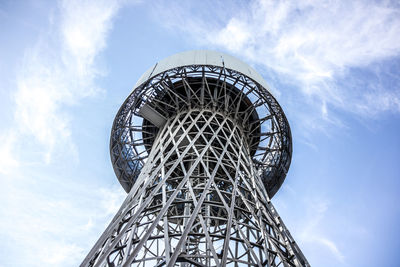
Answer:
[{"xmin": 82, "ymin": 50, "xmax": 309, "ymax": 267}]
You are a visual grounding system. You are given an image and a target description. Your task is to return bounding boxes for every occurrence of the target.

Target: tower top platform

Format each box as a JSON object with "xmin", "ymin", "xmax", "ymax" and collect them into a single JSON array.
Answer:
[
  {"xmin": 110, "ymin": 50, "xmax": 292, "ymax": 198},
  {"xmin": 134, "ymin": 50, "xmax": 270, "ymax": 92}
]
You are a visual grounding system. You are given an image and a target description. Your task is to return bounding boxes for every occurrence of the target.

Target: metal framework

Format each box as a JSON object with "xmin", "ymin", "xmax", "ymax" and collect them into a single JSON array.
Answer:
[{"xmin": 82, "ymin": 51, "xmax": 309, "ymax": 267}]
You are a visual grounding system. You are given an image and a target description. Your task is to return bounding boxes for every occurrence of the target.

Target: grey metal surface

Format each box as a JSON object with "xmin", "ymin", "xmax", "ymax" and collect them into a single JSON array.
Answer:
[{"xmin": 82, "ymin": 51, "xmax": 309, "ymax": 266}]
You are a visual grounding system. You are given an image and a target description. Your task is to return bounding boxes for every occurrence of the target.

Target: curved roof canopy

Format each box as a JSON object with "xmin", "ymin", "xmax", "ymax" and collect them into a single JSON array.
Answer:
[{"xmin": 135, "ymin": 50, "xmax": 271, "ymax": 91}]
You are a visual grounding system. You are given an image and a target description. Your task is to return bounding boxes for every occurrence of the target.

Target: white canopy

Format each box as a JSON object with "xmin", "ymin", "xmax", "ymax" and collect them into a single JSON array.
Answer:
[{"xmin": 134, "ymin": 50, "xmax": 270, "ymax": 92}]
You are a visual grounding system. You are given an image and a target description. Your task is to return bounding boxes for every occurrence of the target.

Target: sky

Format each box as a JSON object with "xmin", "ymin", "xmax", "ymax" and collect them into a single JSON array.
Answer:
[{"xmin": 0, "ymin": 0, "xmax": 399, "ymax": 266}]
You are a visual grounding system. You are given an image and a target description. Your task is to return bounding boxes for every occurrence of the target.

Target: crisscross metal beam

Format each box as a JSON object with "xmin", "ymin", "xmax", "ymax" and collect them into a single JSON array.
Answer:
[{"xmin": 82, "ymin": 51, "xmax": 309, "ymax": 267}]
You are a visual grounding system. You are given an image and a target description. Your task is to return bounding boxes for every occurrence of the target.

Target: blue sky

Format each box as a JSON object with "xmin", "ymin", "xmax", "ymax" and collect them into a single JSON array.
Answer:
[{"xmin": 1, "ymin": 0, "xmax": 400, "ymax": 266}]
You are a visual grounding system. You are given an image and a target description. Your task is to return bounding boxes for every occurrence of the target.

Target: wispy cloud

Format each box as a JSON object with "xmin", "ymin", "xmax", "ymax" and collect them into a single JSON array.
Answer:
[
  {"xmin": 154, "ymin": 0, "xmax": 400, "ymax": 120},
  {"xmin": 298, "ymin": 197, "xmax": 345, "ymax": 263},
  {"xmin": 12, "ymin": 0, "xmax": 121, "ymax": 165},
  {"xmin": 275, "ymin": 186, "xmax": 345, "ymax": 265},
  {"xmin": 0, "ymin": 131, "xmax": 19, "ymax": 174},
  {"xmin": 0, "ymin": 0, "xmax": 127, "ymax": 266},
  {"xmin": 317, "ymin": 237, "xmax": 345, "ymax": 263},
  {"xmin": 0, "ymin": 173, "xmax": 125, "ymax": 266}
]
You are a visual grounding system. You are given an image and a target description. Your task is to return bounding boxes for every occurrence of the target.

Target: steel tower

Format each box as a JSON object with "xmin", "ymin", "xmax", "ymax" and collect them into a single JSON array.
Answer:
[{"xmin": 82, "ymin": 50, "xmax": 309, "ymax": 267}]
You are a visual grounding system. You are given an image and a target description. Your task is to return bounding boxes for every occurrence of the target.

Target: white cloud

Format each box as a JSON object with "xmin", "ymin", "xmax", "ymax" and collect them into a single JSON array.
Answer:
[
  {"xmin": 360, "ymin": 89, "xmax": 400, "ymax": 115},
  {"xmin": 274, "ymin": 189, "xmax": 345, "ymax": 265},
  {"xmin": 0, "ymin": 131, "xmax": 19, "ymax": 174},
  {"xmin": 42, "ymin": 242, "xmax": 84, "ymax": 265},
  {"xmin": 317, "ymin": 237, "xmax": 345, "ymax": 263},
  {"xmin": 11, "ymin": 0, "xmax": 121, "ymax": 165},
  {"xmin": 276, "ymin": 187, "xmax": 345, "ymax": 264},
  {"xmin": 154, "ymin": 0, "xmax": 400, "ymax": 119},
  {"xmin": 298, "ymin": 197, "xmax": 345, "ymax": 264},
  {"xmin": 0, "ymin": 0, "xmax": 128, "ymax": 266},
  {"xmin": 0, "ymin": 170, "xmax": 126, "ymax": 266},
  {"xmin": 100, "ymin": 187, "xmax": 126, "ymax": 216}
]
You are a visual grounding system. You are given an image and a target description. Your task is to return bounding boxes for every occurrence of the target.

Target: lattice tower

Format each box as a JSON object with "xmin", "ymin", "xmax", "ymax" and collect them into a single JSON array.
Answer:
[{"xmin": 81, "ymin": 50, "xmax": 309, "ymax": 267}]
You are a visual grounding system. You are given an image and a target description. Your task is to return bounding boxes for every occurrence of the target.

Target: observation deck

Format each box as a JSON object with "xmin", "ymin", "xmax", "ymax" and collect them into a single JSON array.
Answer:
[{"xmin": 110, "ymin": 50, "xmax": 292, "ymax": 198}]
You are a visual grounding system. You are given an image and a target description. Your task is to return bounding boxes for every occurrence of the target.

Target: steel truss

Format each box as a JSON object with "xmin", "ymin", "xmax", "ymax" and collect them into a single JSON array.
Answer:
[{"xmin": 82, "ymin": 62, "xmax": 309, "ymax": 266}]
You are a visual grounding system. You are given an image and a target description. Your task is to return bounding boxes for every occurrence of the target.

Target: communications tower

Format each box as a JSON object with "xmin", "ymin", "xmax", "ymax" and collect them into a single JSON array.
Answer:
[{"xmin": 82, "ymin": 50, "xmax": 309, "ymax": 266}]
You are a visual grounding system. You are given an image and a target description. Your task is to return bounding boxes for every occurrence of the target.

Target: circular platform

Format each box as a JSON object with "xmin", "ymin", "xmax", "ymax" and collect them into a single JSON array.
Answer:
[{"xmin": 110, "ymin": 50, "xmax": 292, "ymax": 198}]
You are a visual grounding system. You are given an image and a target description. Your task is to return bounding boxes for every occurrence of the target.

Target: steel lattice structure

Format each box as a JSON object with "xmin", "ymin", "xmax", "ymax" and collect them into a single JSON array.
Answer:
[{"xmin": 82, "ymin": 51, "xmax": 309, "ymax": 267}]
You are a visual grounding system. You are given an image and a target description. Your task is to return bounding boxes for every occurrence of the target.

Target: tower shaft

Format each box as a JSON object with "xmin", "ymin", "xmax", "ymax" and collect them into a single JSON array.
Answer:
[{"xmin": 82, "ymin": 108, "xmax": 309, "ymax": 267}]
